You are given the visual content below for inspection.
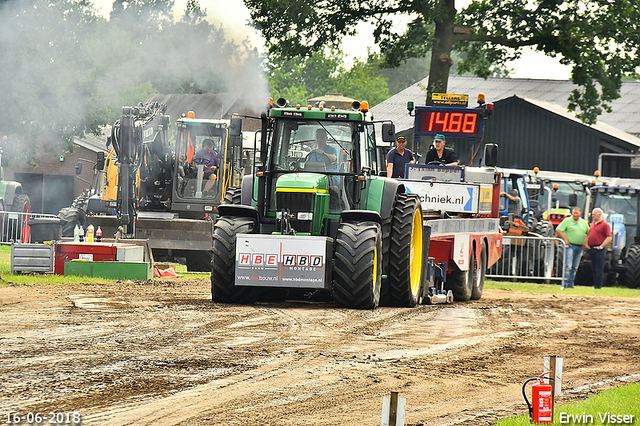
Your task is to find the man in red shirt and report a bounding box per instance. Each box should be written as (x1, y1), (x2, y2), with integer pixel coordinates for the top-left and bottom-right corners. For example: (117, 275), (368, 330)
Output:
(586, 208), (613, 289)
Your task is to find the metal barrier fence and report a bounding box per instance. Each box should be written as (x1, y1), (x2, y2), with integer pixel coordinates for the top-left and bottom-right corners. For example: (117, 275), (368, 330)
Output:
(0, 212), (61, 244)
(488, 235), (567, 282)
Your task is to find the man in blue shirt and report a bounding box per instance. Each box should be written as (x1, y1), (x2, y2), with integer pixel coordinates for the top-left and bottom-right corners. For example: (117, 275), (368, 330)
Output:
(386, 135), (414, 178)
(306, 129), (338, 171)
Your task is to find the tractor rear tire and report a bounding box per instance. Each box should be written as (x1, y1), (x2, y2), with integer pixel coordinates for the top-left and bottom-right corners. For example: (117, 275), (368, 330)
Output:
(211, 216), (257, 304)
(534, 219), (554, 237)
(333, 221), (382, 309)
(223, 186), (242, 204)
(471, 242), (487, 300)
(447, 244), (475, 301)
(623, 244), (640, 288)
(386, 193), (423, 307)
(9, 194), (31, 243)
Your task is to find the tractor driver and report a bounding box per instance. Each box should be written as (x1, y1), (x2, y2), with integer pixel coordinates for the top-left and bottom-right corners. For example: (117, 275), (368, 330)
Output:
(306, 129), (338, 171)
(192, 138), (219, 192)
(425, 134), (459, 166)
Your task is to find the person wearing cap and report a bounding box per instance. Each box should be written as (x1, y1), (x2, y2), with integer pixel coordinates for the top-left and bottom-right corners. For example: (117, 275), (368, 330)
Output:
(425, 134), (459, 166)
(386, 135), (415, 178)
(500, 188), (523, 219)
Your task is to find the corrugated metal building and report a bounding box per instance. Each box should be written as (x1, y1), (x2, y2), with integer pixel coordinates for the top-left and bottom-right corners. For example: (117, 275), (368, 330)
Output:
(371, 75), (640, 177)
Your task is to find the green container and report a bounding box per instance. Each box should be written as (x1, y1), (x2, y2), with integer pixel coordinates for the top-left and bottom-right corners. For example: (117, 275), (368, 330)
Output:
(64, 261), (152, 280)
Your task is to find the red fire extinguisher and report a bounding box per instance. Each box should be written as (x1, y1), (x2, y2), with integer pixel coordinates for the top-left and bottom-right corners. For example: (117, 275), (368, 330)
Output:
(522, 372), (554, 424)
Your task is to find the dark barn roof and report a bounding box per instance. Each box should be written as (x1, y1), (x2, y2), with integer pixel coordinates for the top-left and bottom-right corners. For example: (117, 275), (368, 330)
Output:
(484, 96), (640, 176)
(372, 75), (640, 137)
(371, 75), (640, 177)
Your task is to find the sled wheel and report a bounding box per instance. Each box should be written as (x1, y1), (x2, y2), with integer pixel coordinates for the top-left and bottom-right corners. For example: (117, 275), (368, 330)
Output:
(471, 241), (487, 300)
(448, 244), (475, 301)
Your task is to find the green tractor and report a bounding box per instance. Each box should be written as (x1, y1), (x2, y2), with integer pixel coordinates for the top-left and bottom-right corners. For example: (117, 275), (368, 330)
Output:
(211, 99), (427, 309)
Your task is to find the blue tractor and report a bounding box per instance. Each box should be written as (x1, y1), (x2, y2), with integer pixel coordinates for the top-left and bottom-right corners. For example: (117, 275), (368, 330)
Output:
(577, 180), (639, 287)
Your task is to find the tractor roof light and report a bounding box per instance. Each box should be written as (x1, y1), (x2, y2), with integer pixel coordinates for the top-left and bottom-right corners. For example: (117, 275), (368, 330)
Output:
(360, 101), (369, 112)
(351, 100), (361, 110)
(477, 93), (486, 106)
(187, 111), (195, 119)
(296, 104), (301, 109)
(307, 105), (312, 110)
(407, 100), (415, 115)
(533, 166), (540, 174)
(331, 106), (336, 111)
(594, 170), (600, 177)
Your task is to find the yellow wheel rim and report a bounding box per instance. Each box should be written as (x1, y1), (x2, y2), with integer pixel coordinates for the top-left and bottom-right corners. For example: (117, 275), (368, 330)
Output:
(373, 245), (378, 291)
(409, 210), (423, 297)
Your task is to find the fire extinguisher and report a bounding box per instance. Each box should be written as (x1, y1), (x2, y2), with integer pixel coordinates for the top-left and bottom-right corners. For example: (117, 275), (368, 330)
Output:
(522, 372), (555, 424)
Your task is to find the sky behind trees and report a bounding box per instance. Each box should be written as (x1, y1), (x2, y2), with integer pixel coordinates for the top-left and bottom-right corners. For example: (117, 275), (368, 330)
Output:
(91, 0), (572, 80)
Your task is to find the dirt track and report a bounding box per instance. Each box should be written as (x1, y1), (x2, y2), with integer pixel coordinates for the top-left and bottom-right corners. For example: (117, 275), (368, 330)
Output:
(1, 278), (639, 426)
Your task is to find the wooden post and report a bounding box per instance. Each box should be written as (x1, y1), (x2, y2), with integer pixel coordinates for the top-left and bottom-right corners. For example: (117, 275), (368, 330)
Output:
(549, 355), (556, 414)
(389, 391), (398, 426)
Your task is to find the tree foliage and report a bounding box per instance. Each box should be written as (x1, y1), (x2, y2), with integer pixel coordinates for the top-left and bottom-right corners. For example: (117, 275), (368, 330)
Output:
(266, 50), (389, 107)
(245, 0), (640, 124)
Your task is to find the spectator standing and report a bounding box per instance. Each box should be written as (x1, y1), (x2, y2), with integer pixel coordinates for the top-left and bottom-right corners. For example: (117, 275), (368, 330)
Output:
(586, 208), (613, 289)
(386, 135), (414, 178)
(555, 207), (589, 288)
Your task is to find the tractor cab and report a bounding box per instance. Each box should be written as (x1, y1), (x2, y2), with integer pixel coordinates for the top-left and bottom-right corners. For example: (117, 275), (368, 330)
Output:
(175, 114), (242, 205)
(252, 101), (382, 237)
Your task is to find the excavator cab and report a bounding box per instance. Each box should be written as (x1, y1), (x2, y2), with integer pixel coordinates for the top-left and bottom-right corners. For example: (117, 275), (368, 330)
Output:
(175, 118), (231, 203)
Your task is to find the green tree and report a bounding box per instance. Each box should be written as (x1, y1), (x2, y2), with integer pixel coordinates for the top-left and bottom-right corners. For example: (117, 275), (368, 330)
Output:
(244, 0), (640, 124)
(267, 49), (388, 107)
(109, 0), (175, 42)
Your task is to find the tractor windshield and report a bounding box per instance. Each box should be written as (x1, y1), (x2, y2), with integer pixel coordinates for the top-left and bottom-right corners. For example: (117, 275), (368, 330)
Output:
(268, 119), (358, 214)
(271, 120), (355, 173)
(538, 181), (588, 212)
(592, 190), (638, 248)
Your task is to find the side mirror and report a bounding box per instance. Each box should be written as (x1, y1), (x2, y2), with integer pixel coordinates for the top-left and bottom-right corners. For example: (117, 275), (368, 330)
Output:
(229, 117), (243, 137)
(484, 143), (498, 167)
(381, 123), (395, 143)
(96, 152), (105, 172)
(75, 161), (82, 175)
(0, 154), (6, 168)
(569, 193), (578, 207)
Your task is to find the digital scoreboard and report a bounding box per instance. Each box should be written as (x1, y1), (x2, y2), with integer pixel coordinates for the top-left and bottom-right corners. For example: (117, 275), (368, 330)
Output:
(415, 106), (484, 138)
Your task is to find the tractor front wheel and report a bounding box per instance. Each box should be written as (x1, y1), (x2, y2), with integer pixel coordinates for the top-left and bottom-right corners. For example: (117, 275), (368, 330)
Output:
(623, 244), (640, 288)
(223, 186), (242, 204)
(333, 221), (382, 309)
(211, 216), (257, 304)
